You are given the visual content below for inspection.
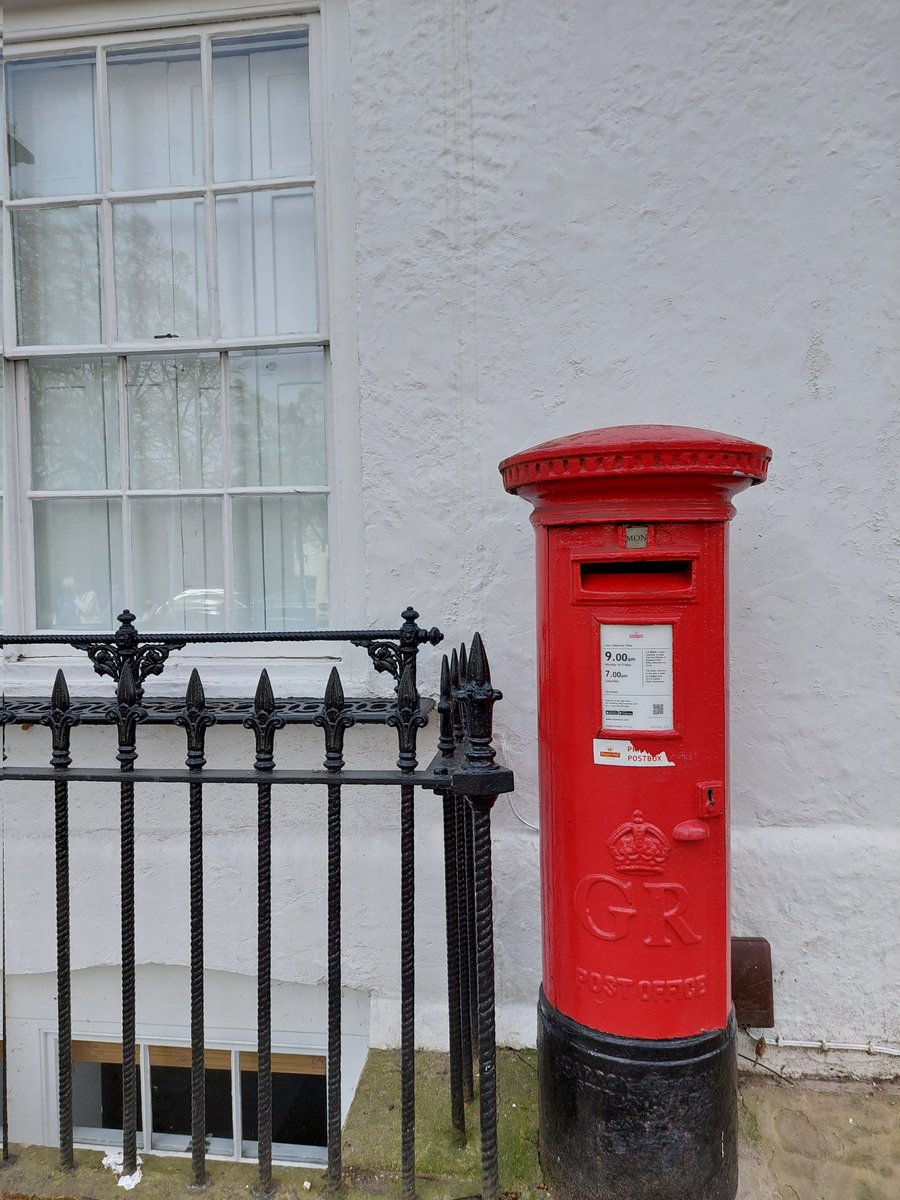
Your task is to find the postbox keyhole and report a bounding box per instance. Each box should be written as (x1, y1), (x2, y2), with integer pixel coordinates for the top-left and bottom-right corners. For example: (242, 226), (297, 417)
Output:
(697, 781), (724, 819)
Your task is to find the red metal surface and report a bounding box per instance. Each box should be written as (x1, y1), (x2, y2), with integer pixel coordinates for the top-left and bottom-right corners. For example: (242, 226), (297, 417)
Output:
(501, 426), (770, 1040)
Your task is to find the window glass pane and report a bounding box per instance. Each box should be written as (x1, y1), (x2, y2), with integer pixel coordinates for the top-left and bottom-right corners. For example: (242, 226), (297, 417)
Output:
(212, 33), (310, 183)
(240, 1069), (326, 1149)
(108, 44), (203, 191)
(132, 497), (223, 629)
(0, 200), (4, 352)
(13, 206), (102, 345)
(114, 200), (208, 340)
(73, 1060), (143, 1139)
(7, 57), (97, 198)
(232, 494), (328, 631)
(149, 1064), (233, 1143)
(230, 348), (325, 487)
(30, 359), (118, 490)
(127, 355), (221, 489)
(0, 377), (3, 631)
(33, 499), (123, 630)
(217, 189), (316, 337)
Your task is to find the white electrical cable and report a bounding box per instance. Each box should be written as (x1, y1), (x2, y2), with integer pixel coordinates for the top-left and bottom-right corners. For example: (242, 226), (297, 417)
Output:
(771, 1036), (900, 1059)
(496, 733), (540, 831)
(506, 791), (539, 832)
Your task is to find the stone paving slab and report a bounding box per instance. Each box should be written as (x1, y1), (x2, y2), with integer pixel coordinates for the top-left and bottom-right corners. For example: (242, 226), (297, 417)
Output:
(737, 1076), (900, 1200)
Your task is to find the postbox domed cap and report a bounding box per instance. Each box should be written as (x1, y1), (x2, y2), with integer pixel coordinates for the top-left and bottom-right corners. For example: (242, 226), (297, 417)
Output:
(500, 424), (771, 495)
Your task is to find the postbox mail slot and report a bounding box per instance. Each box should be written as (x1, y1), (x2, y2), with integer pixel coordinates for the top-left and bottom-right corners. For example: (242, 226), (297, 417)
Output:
(580, 559), (693, 594)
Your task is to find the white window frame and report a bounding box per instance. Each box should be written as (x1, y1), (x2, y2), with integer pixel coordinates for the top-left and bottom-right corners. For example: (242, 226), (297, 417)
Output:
(0, 1), (365, 692)
(40, 1029), (337, 1168)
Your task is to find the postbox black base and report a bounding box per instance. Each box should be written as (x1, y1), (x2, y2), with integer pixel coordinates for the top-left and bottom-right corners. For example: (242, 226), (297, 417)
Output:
(537, 989), (737, 1200)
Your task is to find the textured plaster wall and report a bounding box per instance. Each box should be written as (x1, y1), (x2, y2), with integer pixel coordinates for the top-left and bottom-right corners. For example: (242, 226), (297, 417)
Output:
(2, 0), (898, 1084)
(348, 0), (899, 1064)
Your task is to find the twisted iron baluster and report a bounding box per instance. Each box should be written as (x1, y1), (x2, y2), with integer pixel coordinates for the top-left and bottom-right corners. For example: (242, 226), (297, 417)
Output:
(399, 781), (415, 1200)
(388, 666), (427, 1199)
(245, 670), (284, 1199)
(313, 667), (354, 1194)
(44, 671), (79, 1171)
(464, 803), (479, 1060)
(176, 669), (215, 1190)
(463, 634), (503, 1200)
(1, 789), (6, 1168)
(437, 655), (465, 1136)
(457, 645), (479, 1063)
(107, 662), (146, 1179)
(455, 798), (474, 1104)
(471, 801), (499, 1200)
(450, 650), (474, 1103)
(0, 690), (7, 1166)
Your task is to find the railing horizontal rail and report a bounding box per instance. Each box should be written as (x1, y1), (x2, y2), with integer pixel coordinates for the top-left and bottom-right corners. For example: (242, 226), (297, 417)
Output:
(3, 766), (456, 786)
(2, 696), (435, 725)
(0, 627), (440, 647)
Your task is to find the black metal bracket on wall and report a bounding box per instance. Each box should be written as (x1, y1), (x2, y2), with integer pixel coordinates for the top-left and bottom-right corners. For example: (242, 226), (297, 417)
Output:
(732, 937), (774, 1029)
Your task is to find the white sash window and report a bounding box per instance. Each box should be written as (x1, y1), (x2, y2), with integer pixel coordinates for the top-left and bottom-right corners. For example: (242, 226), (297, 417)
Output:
(1, 12), (341, 636)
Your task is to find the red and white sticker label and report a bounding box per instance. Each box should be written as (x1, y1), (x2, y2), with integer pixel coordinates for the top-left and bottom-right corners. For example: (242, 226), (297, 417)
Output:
(600, 624), (673, 731)
(593, 738), (674, 767)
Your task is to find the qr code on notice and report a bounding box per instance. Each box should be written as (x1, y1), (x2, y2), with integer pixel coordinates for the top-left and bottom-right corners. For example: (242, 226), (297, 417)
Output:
(652, 704), (664, 716)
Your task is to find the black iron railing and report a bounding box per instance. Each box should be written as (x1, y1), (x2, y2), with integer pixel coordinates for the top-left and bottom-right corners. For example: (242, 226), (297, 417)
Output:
(0, 608), (513, 1200)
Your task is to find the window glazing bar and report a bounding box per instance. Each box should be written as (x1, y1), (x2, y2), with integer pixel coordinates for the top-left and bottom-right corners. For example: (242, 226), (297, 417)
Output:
(3, 9), (317, 51)
(5, 179), (317, 209)
(7, 336), (329, 359)
(27, 488), (331, 501)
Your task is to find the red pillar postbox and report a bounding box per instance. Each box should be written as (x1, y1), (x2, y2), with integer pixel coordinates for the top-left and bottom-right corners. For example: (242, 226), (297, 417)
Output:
(500, 426), (771, 1200)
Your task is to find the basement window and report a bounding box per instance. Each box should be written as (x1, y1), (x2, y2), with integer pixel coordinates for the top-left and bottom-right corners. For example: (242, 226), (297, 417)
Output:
(72, 1041), (326, 1164)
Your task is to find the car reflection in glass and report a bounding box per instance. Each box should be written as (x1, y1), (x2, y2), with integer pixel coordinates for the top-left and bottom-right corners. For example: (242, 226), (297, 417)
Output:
(143, 589), (248, 631)
(143, 589), (324, 632)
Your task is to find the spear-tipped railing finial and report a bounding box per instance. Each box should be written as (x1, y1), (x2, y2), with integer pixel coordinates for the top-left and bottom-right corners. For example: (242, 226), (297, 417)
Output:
(244, 669), (285, 772)
(313, 666), (355, 772)
(175, 668), (216, 770)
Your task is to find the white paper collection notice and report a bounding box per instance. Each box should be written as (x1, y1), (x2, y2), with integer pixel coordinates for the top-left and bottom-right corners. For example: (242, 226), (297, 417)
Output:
(600, 623), (673, 732)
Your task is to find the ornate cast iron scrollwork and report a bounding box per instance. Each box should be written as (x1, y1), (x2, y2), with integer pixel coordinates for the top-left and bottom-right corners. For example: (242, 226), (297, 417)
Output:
(244, 670), (286, 772)
(359, 641), (403, 680)
(352, 606), (443, 684)
(313, 667), (355, 772)
(84, 611), (186, 696)
(82, 642), (121, 683)
(175, 669), (216, 770)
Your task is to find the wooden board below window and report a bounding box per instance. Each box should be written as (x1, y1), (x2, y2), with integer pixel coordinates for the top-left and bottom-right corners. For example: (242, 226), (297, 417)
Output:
(72, 1041), (137, 1065)
(148, 1045), (231, 1071)
(239, 1051), (325, 1076)
(71, 1041), (324, 1076)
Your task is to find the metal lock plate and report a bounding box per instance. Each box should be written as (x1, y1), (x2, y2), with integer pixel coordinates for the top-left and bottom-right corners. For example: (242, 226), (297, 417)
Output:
(697, 781), (724, 818)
